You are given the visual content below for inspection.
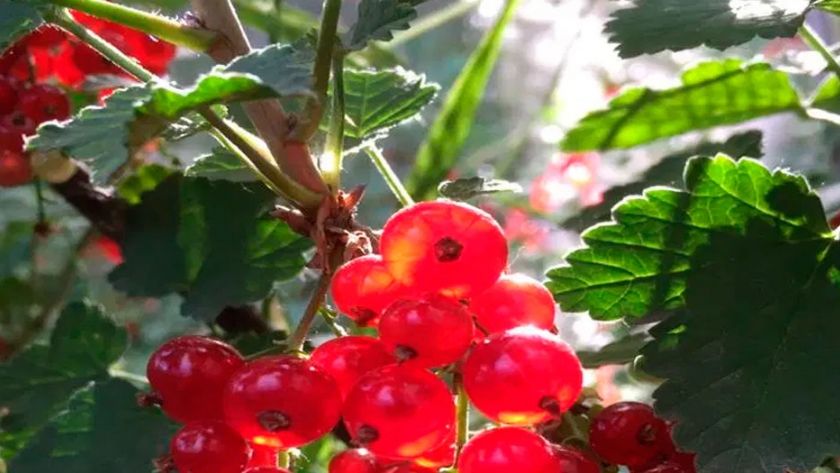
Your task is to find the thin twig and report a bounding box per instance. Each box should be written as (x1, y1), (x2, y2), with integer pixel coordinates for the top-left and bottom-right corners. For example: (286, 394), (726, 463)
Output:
(322, 52), (346, 192)
(365, 145), (415, 207)
(800, 22), (840, 80)
(288, 271), (332, 352)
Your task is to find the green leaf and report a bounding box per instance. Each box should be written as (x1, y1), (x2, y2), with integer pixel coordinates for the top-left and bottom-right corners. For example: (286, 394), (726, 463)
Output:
(28, 43), (314, 184)
(576, 333), (651, 369)
(547, 155), (840, 472)
(561, 130), (764, 232)
(342, 68), (439, 139)
(607, 0), (815, 59)
(816, 0), (840, 13)
(117, 164), (175, 205)
(0, 221), (32, 279)
(437, 176), (523, 201)
(9, 379), (176, 473)
(0, 302), (126, 451)
(346, 0), (419, 51)
(0, 0), (43, 51)
(185, 148), (258, 182)
(406, 0), (521, 200)
(109, 174), (311, 320)
(561, 60), (801, 152)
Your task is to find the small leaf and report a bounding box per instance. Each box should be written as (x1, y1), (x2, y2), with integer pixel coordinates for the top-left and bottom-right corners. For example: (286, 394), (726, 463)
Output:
(607, 0), (815, 59)
(576, 333), (651, 369)
(406, 0), (521, 200)
(0, 302), (126, 451)
(185, 148), (258, 182)
(561, 60), (801, 152)
(346, 0), (419, 51)
(9, 379), (176, 473)
(437, 176), (522, 201)
(0, 0), (43, 51)
(109, 174), (311, 320)
(342, 67), (439, 139)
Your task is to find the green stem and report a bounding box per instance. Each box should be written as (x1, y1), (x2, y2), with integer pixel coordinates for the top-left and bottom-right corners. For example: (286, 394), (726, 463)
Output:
(109, 368), (150, 385)
(322, 53), (346, 192)
(311, 0), (343, 119)
(277, 450), (290, 469)
(364, 145), (415, 207)
(388, 0), (479, 48)
(45, 0), (215, 52)
(454, 373), (469, 463)
(34, 179), (47, 223)
(800, 23), (840, 79)
(288, 271), (332, 352)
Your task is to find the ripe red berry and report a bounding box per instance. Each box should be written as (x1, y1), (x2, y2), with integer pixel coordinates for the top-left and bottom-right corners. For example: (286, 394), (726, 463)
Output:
(224, 355), (342, 449)
(553, 445), (600, 473)
(331, 254), (413, 326)
(0, 127), (31, 188)
(589, 402), (671, 468)
(170, 420), (251, 473)
(469, 274), (556, 335)
(412, 429), (455, 469)
(328, 449), (381, 473)
(146, 335), (244, 423)
(381, 463), (437, 473)
(343, 365), (455, 459)
(380, 201), (508, 298)
(0, 76), (18, 116)
(18, 84), (70, 125)
(246, 444), (278, 469)
(310, 335), (395, 400)
(457, 427), (558, 473)
(1, 112), (37, 137)
(462, 326), (583, 425)
(242, 469), (291, 473)
(378, 294), (474, 368)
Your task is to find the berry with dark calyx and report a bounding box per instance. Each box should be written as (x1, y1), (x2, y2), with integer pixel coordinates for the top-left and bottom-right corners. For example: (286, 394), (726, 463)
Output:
(0, 127), (32, 188)
(457, 427), (558, 473)
(18, 84), (70, 125)
(170, 420), (251, 473)
(462, 326), (583, 425)
(589, 401), (671, 468)
(0, 76), (18, 116)
(343, 365), (455, 459)
(469, 273), (556, 335)
(1, 112), (37, 137)
(224, 355), (342, 449)
(242, 469), (291, 473)
(331, 254), (413, 327)
(146, 335), (244, 423)
(328, 449), (381, 473)
(310, 335), (395, 400)
(553, 445), (600, 473)
(380, 201), (509, 298)
(379, 294), (474, 368)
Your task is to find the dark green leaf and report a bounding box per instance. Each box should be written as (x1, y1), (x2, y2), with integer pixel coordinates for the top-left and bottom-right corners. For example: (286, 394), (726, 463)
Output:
(437, 176), (522, 201)
(548, 155), (840, 472)
(109, 175), (311, 320)
(117, 164), (175, 205)
(406, 0), (521, 200)
(227, 330), (287, 357)
(561, 130), (764, 232)
(0, 302), (126, 451)
(561, 60), (800, 152)
(0, 222), (32, 279)
(342, 68), (439, 139)
(607, 0), (815, 59)
(9, 379), (176, 473)
(576, 333), (651, 369)
(346, 0), (418, 51)
(185, 148), (258, 182)
(0, 0), (43, 51)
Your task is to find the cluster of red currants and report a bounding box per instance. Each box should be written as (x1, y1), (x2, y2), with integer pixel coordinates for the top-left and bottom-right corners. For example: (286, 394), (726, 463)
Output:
(0, 13), (175, 188)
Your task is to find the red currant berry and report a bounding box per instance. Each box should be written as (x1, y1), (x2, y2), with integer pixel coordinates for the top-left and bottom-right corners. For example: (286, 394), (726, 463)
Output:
(170, 420), (251, 473)
(224, 355), (342, 449)
(0, 77), (19, 116)
(412, 429), (455, 469)
(343, 365), (455, 459)
(1, 112), (37, 137)
(146, 335), (244, 423)
(381, 463), (437, 473)
(310, 335), (395, 400)
(331, 255), (413, 326)
(637, 463), (690, 473)
(0, 126), (31, 188)
(18, 84), (70, 125)
(242, 469), (291, 473)
(462, 326), (582, 425)
(380, 201), (508, 298)
(457, 427), (557, 473)
(329, 449), (381, 473)
(25, 26), (68, 50)
(246, 444), (278, 469)
(470, 274), (556, 335)
(589, 402), (671, 468)
(379, 294), (474, 368)
(553, 445), (600, 473)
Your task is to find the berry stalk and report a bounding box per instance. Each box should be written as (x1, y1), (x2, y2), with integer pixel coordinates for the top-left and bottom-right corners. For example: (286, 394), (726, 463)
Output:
(454, 373), (470, 463)
(287, 270), (334, 352)
(364, 145), (415, 207)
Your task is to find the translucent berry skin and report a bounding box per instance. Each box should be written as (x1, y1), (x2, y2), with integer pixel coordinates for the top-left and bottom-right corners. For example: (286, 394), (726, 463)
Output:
(470, 274), (556, 335)
(380, 201), (508, 298)
(224, 355), (342, 449)
(328, 449), (381, 473)
(589, 402), (671, 468)
(343, 365), (456, 459)
(246, 444), (278, 469)
(462, 326), (583, 425)
(0, 127), (32, 188)
(412, 429), (455, 469)
(310, 335), (395, 400)
(170, 420), (251, 473)
(379, 294), (474, 368)
(381, 463), (437, 473)
(18, 84), (70, 125)
(146, 335), (244, 423)
(242, 468), (291, 473)
(457, 427), (558, 473)
(0, 77), (18, 116)
(553, 445), (600, 473)
(331, 254), (413, 326)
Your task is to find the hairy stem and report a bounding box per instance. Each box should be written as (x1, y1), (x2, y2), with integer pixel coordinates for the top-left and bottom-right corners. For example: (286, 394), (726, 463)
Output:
(365, 145), (415, 207)
(288, 271), (333, 352)
(44, 0), (216, 51)
(322, 53), (346, 192)
(799, 23), (840, 80)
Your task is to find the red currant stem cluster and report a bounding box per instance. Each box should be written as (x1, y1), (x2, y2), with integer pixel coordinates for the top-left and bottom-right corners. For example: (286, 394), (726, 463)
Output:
(322, 52), (346, 192)
(287, 270), (334, 352)
(43, 0), (216, 52)
(799, 24), (840, 80)
(453, 373), (470, 463)
(364, 144), (416, 207)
